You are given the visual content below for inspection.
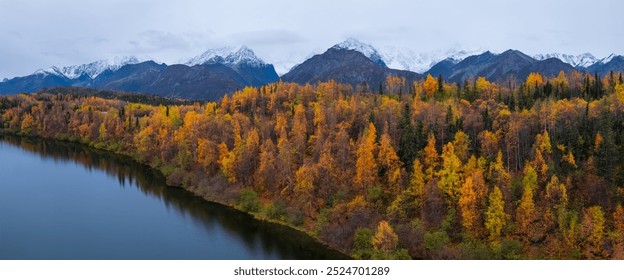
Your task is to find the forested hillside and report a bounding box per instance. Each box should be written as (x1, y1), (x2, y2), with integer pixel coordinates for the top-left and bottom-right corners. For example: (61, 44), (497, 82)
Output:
(2, 70), (624, 259)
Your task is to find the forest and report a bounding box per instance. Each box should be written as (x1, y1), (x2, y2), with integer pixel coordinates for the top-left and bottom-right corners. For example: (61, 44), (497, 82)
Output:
(2, 70), (624, 259)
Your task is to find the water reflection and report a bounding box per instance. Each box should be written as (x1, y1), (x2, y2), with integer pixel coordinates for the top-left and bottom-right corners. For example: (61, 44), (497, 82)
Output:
(0, 135), (347, 260)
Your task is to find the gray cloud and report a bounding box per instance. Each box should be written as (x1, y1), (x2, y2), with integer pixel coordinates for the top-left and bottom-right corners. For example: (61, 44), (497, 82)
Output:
(225, 30), (306, 47)
(134, 30), (193, 52)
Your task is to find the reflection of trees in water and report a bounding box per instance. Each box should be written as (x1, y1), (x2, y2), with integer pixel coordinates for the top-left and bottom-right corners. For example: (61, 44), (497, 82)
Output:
(0, 136), (346, 260)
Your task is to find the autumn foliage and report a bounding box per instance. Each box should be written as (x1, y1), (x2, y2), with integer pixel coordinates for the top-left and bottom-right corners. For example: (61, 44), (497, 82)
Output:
(2, 70), (624, 259)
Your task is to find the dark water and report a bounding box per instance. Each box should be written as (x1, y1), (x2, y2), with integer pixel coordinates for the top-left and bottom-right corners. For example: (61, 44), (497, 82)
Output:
(0, 136), (346, 260)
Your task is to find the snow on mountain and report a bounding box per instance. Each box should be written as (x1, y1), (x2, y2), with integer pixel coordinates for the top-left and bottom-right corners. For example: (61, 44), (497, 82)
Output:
(328, 38), (481, 73)
(34, 56), (144, 79)
(61, 56), (142, 79)
(33, 66), (65, 77)
(532, 53), (598, 68)
(379, 47), (481, 73)
(597, 53), (619, 65)
(185, 46), (267, 67)
(331, 38), (386, 67)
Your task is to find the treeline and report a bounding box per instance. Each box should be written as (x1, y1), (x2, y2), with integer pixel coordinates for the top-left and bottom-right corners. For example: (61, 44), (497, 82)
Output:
(37, 86), (196, 106)
(2, 70), (624, 259)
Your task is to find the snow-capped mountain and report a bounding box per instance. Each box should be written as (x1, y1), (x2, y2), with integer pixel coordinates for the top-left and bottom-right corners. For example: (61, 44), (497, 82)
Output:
(61, 56), (143, 79)
(328, 38), (480, 73)
(533, 53), (598, 68)
(33, 66), (65, 77)
(185, 46), (267, 67)
(34, 56), (144, 79)
(331, 38), (387, 67)
(587, 53), (624, 76)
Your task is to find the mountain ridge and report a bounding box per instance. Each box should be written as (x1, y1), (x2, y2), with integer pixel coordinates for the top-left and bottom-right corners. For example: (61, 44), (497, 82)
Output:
(1, 39), (624, 100)
(0, 46), (279, 100)
(281, 48), (420, 88)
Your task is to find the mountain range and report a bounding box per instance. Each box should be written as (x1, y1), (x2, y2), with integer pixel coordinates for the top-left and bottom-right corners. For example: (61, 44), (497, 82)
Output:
(1, 39), (623, 100)
(0, 46), (278, 100)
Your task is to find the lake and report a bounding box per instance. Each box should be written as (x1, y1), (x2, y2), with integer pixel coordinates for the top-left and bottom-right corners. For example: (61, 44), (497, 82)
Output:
(0, 136), (346, 260)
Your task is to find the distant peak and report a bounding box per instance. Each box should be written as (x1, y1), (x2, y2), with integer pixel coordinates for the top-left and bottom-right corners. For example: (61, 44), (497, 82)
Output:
(500, 49), (533, 60)
(501, 49), (523, 55)
(600, 53), (621, 64)
(331, 38), (386, 67)
(333, 37), (367, 48)
(32, 56), (146, 79)
(533, 52), (599, 68)
(185, 45), (266, 67)
(332, 37), (374, 52)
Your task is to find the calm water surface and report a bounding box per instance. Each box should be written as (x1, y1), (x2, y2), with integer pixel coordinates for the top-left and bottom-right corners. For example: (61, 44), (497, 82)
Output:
(0, 136), (346, 260)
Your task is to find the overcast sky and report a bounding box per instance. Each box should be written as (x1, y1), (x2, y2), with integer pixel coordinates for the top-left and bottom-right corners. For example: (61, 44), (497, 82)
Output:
(1, 0), (623, 79)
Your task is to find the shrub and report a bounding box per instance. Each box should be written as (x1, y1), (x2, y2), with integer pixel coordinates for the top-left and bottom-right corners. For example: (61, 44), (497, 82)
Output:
(238, 188), (260, 212)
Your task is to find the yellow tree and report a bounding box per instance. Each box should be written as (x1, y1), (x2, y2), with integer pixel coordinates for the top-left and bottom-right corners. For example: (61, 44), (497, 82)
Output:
(240, 128), (260, 184)
(459, 176), (479, 235)
(372, 220), (399, 255)
(295, 163), (315, 193)
(134, 125), (157, 161)
(526, 72), (544, 88)
(551, 70), (570, 94)
(537, 131), (553, 155)
(355, 122), (378, 190)
(98, 122), (108, 141)
(422, 133), (438, 180)
(255, 139), (278, 193)
(545, 175), (568, 237)
(452, 130), (470, 163)
(378, 133), (403, 194)
(295, 163), (317, 218)
(219, 143), (238, 183)
(516, 187), (535, 236)
(20, 113), (37, 134)
(485, 186), (508, 245)
(470, 165), (488, 211)
(516, 165), (537, 235)
(616, 83), (624, 104)
(276, 129), (294, 195)
(475, 76), (492, 92)
(291, 103), (308, 164)
(532, 148), (548, 184)
(197, 138), (218, 175)
(274, 113), (288, 139)
(385, 75), (405, 94)
(475, 76), (495, 98)
(489, 151), (511, 203)
(438, 142), (463, 206)
(479, 130), (499, 159)
(582, 206), (605, 257)
(409, 159), (426, 207)
(545, 175), (568, 210)
(464, 155), (488, 206)
(315, 143), (338, 199)
(423, 74), (438, 99)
